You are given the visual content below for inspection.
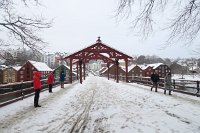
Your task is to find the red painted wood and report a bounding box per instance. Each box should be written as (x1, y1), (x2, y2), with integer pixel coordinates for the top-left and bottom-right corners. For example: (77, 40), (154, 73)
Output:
(64, 37), (133, 84)
(70, 58), (72, 83)
(83, 61), (86, 80)
(125, 59), (128, 82)
(79, 60), (82, 84)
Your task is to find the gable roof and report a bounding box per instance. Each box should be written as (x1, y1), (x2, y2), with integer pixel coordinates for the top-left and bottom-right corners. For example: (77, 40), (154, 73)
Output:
(54, 64), (77, 75)
(148, 63), (164, 69)
(29, 60), (53, 71)
(101, 64), (125, 74)
(12, 66), (22, 71)
(64, 38), (133, 60)
(98, 67), (107, 73)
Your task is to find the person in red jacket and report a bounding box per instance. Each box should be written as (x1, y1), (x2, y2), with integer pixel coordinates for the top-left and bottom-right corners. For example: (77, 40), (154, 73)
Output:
(33, 71), (42, 107)
(47, 72), (54, 93)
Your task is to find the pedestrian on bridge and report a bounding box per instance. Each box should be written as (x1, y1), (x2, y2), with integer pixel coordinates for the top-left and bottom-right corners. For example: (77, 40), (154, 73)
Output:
(33, 71), (42, 107)
(150, 72), (160, 92)
(47, 72), (55, 93)
(60, 71), (65, 88)
(164, 72), (172, 95)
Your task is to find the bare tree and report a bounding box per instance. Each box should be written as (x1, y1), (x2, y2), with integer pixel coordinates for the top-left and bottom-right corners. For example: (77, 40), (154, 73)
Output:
(117, 0), (200, 45)
(0, 0), (51, 61)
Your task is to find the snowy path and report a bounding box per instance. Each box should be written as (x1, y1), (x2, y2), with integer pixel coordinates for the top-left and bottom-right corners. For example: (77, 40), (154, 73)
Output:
(0, 75), (200, 133)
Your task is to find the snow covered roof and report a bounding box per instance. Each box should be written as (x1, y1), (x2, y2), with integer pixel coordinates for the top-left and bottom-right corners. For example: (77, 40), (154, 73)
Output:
(54, 64), (77, 75)
(139, 65), (151, 70)
(99, 67), (107, 72)
(127, 64), (137, 72)
(148, 63), (164, 69)
(101, 64), (115, 73)
(139, 63), (164, 70)
(0, 65), (8, 69)
(29, 60), (52, 71)
(12, 66), (22, 71)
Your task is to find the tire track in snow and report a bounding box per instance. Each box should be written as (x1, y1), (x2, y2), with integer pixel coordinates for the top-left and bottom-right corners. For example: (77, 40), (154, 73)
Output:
(47, 81), (97, 133)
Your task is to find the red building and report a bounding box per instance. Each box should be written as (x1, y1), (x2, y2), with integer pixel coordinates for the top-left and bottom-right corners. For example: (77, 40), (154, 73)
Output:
(153, 63), (171, 78)
(141, 65), (154, 77)
(17, 60), (53, 82)
(100, 64), (125, 77)
(128, 64), (144, 79)
(140, 63), (170, 78)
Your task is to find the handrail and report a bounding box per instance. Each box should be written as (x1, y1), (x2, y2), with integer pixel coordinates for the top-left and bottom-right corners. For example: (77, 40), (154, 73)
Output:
(0, 76), (78, 107)
(100, 74), (200, 97)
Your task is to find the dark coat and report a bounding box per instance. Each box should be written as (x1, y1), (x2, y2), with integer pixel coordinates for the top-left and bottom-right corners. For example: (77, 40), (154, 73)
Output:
(60, 73), (65, 82)
(151, 73), (160, 83)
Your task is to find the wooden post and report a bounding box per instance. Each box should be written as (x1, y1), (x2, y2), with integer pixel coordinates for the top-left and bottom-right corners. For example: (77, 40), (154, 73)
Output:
(196, 81), (199, 94)
(70, 58), (72, 83)
(83, 61), (86, 80)
(116, 59), (119, 83)
(76, 62), (79, 80)
(125, 58), (128, 83)
(79, 60), (82, 84)
(107, 63), (110, 80)
(173, 79), (175, 89)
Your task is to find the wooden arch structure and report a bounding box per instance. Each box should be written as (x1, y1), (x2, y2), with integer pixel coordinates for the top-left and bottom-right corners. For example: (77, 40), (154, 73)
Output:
(64, 37), (132, 84)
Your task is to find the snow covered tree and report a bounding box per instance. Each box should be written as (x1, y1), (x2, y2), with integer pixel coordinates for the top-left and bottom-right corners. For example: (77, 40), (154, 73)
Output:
(0, 0), (51, 61)
(117, 0), (200, 45)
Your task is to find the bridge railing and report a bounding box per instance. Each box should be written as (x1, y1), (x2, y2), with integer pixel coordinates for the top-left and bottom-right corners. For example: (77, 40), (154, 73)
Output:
(0, 76), (77, 107)
(100, 74), (200, 97)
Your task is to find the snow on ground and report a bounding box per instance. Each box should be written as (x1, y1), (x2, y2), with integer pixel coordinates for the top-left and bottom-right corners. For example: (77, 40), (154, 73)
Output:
(0, 75), (200, 133)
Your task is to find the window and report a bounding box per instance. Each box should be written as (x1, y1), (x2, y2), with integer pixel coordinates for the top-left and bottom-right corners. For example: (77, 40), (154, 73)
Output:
(23, 67), (25, 70)
(21, 75), (23, 79)
(20, 71), (23, 74)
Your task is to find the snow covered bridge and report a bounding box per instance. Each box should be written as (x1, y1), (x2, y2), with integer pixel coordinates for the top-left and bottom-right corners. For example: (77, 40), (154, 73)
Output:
(1, 75), (200, 133)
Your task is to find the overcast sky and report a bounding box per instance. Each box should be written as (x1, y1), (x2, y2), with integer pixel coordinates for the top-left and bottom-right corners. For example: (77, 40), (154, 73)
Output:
(37, 0), (199, 59)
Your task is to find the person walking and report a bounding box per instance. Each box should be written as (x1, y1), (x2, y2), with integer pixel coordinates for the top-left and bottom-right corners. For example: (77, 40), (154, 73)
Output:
(47, 72), (54, 93)
(33, 71), (42, 107)
(164, 72), (172, 95)
(150, 72), (160, 92)
(60, 71), (65, 88)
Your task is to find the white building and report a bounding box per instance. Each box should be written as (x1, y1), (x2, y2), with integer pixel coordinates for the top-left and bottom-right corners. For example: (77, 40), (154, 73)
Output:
(88, 60), (102, 71)
(41, 53), (56, 69)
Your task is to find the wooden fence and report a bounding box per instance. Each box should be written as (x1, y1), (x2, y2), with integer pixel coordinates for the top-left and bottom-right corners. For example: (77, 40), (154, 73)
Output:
(0, 76), (77, 107)
(101, 74), (200, 97)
